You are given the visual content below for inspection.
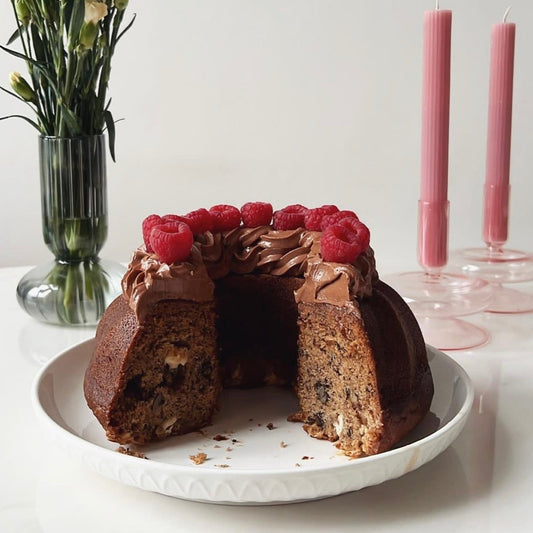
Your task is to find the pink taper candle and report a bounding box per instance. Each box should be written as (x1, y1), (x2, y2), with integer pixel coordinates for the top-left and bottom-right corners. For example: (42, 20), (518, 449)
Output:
(483, 9), (515, 249)
(419, 3), (452, 271)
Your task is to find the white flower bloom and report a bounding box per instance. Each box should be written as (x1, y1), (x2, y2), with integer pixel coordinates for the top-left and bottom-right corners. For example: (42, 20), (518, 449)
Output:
(84, 1), (108, 25)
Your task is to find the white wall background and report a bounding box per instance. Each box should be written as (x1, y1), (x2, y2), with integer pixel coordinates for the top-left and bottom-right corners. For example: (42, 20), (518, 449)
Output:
(0, 0), (532, 274)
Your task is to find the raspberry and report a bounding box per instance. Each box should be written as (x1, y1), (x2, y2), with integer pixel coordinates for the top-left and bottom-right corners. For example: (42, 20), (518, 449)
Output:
(142, 214), (163, 252)
(272, 204), (308, 230)
(209, 204), (242, 232)
(320, 210), (358, 231)
(303, 209), (324, 231)
(241, 202), (273, 227)
(182, 208), (213, 234)
(304, 205), (339, 231)
(337, 217), (370, 252)
(162, 213), (188, 225)
(149, 221), (194, 264)
(320, 224), (363, 263)
(320, 204), (339, 215)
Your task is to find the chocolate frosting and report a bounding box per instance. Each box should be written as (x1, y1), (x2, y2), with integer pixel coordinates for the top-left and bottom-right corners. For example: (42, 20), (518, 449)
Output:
(294, 248), (377, 309)
(121, 226), (378, 319)
(197, 227), (314, 278)
(122, 245), (214, 321)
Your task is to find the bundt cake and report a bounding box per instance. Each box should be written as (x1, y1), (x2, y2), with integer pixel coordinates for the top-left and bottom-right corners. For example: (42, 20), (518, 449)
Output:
(84, 203), (434, 457)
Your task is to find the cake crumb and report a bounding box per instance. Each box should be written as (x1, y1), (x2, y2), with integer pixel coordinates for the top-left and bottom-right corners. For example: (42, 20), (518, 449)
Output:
(280, 441), (288, 448)
(287, 412), (304, 423)
(266, 422), (276, 430)
(117, 446), (147, 459)
(226, 447), (233, 452)
(295, 463), (301, 467)
(213, 444), (221, 449)
(301, 456), (314, 460)
(213, 434), (229, 441)
(190, 452), (208, 465)
(215, 464), (230, 468)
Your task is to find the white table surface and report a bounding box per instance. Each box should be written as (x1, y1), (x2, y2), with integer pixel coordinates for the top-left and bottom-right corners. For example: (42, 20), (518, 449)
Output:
(1, 265), (532, 532)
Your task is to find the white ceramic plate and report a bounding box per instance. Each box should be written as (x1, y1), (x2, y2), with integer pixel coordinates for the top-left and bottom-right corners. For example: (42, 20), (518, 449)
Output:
(32, 340), (473, 505)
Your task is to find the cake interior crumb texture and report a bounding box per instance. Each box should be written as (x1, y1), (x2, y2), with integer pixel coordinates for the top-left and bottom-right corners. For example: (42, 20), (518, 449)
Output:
(296, 302), (384, 456)
(85, 278), (433, 456)
(86, 298), (220, 444)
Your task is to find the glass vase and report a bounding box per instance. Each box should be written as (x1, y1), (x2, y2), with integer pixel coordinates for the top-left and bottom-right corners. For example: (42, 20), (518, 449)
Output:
(16, 135), (124, 326)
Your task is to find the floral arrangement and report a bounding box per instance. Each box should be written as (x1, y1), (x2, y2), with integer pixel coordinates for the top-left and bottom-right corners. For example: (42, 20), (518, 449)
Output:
(1, 0), (135, 159)
(2, 1), (135, 325)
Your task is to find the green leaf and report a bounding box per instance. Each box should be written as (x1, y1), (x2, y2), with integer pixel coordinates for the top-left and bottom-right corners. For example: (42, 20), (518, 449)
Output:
(30, 24), (47, 63)
(59, 105), (82, 136)
(7, 27), (23, 46)
(64, 0), (75, 33)
(116, 13), (136, 43)
(0, 114), (41, 131)
(104, 109), (116, 162)
(0, 85), (50, 131)
(31, 63), (60, 95)
(43, 0), (60, 25)
(68, 0), (85, 49)
(0, 84), (25, 102)
(0, 43), (44, 67)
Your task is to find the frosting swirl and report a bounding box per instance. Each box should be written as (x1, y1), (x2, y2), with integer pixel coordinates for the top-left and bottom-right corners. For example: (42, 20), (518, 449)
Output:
(197, 227), (316, 278)
(121, 225), (378, 318)
(122, 244), (214, 321)
(294, 247), (377, 308)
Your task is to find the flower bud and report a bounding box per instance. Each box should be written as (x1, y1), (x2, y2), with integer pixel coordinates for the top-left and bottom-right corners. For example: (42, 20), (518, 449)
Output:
(115, 0), (129, 11)
(84, 1), (108, 24)
(9, 72), (36, 103)
(15, 0), (30, 26)
(79, 21), (98, 49)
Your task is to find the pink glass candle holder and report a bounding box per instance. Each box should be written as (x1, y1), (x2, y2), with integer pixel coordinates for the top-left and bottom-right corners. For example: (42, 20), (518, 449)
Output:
(386, 3), (492, 351)
(451, 14), (533, 314)
(386, 201), (492, 351)
(450, 186), (533, 315)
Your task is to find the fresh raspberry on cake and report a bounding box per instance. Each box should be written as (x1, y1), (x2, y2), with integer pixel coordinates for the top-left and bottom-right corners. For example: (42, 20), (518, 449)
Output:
(209, 205), (242, 232)
(320, 210), (359, 231)
(162, 214), (188, 224)
(241, 202), (273, 227)
(304, 205), (339, 231)
(142, 214), (163, 253)
(272, 204), (308, 230)
(337, 217), (370, 252)
(149, 221), (194, 264)
(319, 204), (339, 215)
(183, 208), (213, 234)
(321, 224), (363, 263)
